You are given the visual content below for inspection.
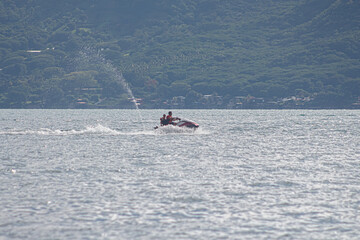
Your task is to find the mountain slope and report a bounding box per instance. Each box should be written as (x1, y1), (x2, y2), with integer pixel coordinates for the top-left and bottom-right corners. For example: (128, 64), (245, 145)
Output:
(0, 0), (359, 108)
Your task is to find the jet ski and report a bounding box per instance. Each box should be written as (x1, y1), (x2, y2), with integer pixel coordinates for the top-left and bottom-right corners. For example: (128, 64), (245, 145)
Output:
(154, 119), (199, 129)
(174, 119), (199, 128)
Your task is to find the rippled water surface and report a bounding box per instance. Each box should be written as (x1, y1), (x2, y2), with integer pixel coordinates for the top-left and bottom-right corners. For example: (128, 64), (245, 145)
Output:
(1, 109), (359, 239)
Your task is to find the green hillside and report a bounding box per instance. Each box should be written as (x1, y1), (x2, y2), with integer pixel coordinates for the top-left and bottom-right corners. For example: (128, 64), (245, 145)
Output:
(0, 0), (359, 108)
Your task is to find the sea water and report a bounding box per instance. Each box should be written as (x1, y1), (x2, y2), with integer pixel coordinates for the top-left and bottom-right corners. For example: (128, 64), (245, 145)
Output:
(0, 109), (359, 239)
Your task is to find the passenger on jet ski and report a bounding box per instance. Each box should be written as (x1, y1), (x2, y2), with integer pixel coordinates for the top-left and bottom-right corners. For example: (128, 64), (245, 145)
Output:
(160, 114), (167, 126)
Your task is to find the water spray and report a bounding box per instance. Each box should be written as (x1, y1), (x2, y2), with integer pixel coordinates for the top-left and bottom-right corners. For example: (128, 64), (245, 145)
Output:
(76, 46), (145, 130)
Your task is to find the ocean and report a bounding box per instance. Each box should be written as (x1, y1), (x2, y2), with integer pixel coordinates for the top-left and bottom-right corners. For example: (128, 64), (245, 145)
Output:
(1, 109), (359, 239)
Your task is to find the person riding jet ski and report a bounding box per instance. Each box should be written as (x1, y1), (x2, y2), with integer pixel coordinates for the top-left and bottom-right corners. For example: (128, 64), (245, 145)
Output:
(166, 111), (180, 125)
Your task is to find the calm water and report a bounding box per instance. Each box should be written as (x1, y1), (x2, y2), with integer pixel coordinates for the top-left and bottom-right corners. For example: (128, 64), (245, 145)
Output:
(1, 109), (359, 239)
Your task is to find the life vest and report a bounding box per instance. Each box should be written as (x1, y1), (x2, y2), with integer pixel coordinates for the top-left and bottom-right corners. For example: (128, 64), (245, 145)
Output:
(160, 116), (167, 125)
(166, 115), (173, 124)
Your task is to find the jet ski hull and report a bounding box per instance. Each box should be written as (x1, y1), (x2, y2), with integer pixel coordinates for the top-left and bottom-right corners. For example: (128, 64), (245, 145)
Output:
(175, 120), (199, 128)
(154, 119), (199, 129)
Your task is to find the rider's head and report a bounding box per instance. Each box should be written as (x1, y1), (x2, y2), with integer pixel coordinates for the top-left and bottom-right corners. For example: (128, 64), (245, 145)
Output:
(168, 111), (172, 115)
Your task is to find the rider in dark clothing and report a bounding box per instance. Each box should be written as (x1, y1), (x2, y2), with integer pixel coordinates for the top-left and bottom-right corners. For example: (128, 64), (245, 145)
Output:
(160, 114), (167, 126)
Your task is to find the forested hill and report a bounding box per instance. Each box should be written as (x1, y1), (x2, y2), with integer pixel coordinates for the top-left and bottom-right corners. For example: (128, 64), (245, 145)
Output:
(1, 0), (359, 108)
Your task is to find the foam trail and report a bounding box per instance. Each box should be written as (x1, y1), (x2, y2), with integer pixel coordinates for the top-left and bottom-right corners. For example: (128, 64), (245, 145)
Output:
(0, 125), (122, 136)
(154, 125), (209, 135)
(0, 125), (209, 136)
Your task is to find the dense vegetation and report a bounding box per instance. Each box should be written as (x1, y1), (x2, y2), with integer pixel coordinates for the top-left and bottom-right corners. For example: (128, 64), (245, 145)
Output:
(0, 0), (359, 108)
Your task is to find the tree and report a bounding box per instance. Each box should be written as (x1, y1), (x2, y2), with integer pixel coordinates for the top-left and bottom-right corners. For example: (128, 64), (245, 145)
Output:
(43, 67), (65, 79)
(267, 84), (288, 98)
(170, 81), (191, 97)
(62, 71), (98, 91)
(43, 86), (65, 108)
(185, 90), (202, 107)
(342, 79), (360, 96)
(313, 92), (348, 108)
(27, 55), (55, 70)
(2, 56), (25, 66)
(2, 63), (27, 76)
(157, 84), (170, 99)
(6, 86), (29, 107)
(102, 81), (124, 97)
